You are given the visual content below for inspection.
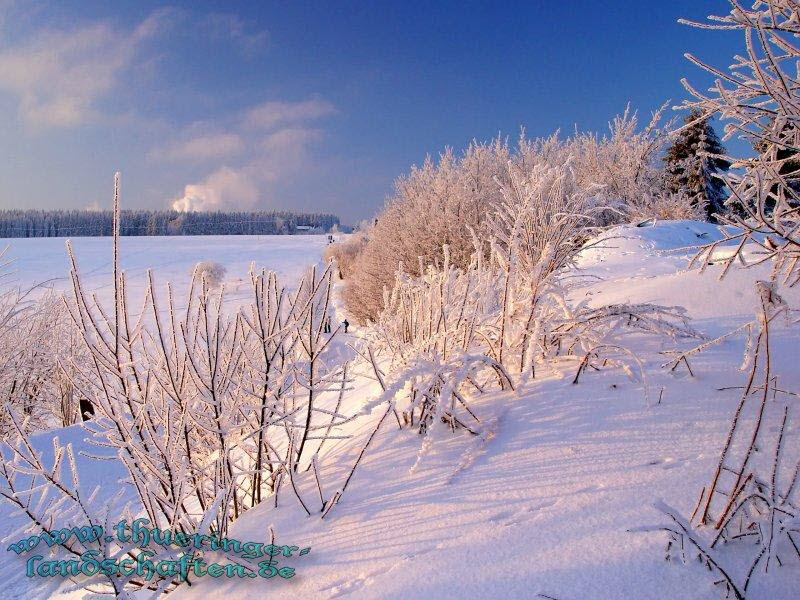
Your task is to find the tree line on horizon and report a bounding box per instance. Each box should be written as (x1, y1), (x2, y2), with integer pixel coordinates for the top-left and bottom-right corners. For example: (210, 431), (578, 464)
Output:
(0, 209), (340, 238)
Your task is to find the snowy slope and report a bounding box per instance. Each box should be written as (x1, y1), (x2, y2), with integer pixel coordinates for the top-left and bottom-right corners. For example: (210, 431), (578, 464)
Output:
(2, 222), (799, 599)
(573, 220), (789, 321)
(168, 220), (798, 599)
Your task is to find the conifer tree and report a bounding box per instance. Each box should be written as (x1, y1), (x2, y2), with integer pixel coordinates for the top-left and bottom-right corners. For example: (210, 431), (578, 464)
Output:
(663, 109), (730, 220)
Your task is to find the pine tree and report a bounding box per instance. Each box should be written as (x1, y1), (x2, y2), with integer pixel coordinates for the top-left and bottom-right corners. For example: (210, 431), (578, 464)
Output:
(663, 109), (730, 220)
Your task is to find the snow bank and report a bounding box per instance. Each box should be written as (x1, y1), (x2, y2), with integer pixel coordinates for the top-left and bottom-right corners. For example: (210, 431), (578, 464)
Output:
(574, 220), (800, 321)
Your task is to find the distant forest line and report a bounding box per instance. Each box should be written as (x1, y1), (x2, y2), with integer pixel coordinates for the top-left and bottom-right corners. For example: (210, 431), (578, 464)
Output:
(0, 209), (340, 238)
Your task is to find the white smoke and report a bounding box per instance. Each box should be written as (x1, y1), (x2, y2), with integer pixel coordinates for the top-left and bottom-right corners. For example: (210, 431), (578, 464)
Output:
(169, 98), (335, 213)
(171, 166), (259, 212)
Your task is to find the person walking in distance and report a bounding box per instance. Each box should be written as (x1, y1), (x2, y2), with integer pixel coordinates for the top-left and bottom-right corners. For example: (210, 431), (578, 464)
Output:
(343, 319), (349, 334)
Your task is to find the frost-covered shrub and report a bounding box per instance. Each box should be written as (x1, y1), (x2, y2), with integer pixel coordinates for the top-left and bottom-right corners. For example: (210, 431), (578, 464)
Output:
(0, 175), (368, 596)
(625, 191), (707, 222)
(646, 282), (799, 599)
(638, 4), (800, 596)
(680, 0), (800, 520)
(679, 1), (800, 289)
(361, 159), (698, 447)
(193, 259), (226, 288)
(324, 229), (368, 279)
(343, 109), (674, 322)
(344, 140), (511, 322)
(570, 103), (674, 220)
(0, 254), (86, 436)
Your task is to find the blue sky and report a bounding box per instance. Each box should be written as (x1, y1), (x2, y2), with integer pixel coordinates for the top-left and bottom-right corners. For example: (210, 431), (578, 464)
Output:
(0, 1), (746, 224)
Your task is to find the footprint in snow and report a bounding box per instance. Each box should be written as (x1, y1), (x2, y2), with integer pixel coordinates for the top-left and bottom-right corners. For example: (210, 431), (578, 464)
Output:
(489, 499), (558, 527)
(575, 484), (605, 493)
(402, 545), (440, 561)
(323, 572), (377, 598)
(488, 509), (515, 523)
(641, 454), (701, 469)
(322, 562), (404, 597)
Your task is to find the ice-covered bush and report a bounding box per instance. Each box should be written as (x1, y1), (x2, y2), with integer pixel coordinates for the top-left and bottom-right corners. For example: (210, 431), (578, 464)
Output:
(324, 229), (368, 280)
(680, 0), (800, 523)
(361, 159), (699, 447)
(0, 176), (370, 596)
(625, 190), (707, 222)
(343, 140), (511, 322)
(0, 253), (86, 436)
(342, 109), (676, 323)
(192, 260), (226, 289)
(570, 103), (674, 220)
(639, 3), (800, 596)
(679, 0), (800, 287)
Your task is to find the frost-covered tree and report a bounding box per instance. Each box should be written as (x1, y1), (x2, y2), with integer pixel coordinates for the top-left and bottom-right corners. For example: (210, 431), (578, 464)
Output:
(680, 0), (800, 295)
(343, 139), (511, 322)
(663, 109), (730, 220)
(751, 119), (800, 210)
(571, 103), (674, 218)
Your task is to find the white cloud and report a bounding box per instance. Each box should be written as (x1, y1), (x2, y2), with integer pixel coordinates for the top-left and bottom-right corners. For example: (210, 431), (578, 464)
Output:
(171, 99), (335, 212)
(151, 132), (244, 162)
(0, 9), (172, 127)
(172, 166), (259, 212)
(245, 99), (336, 130)
(260, 126), (322, 152)
(171, 128), (320, 212)
(255, 127), (323, 181)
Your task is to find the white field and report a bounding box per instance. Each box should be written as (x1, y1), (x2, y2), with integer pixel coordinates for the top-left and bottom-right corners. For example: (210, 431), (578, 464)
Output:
(1, 234), (333, 313)
(1, 224), (799, 599)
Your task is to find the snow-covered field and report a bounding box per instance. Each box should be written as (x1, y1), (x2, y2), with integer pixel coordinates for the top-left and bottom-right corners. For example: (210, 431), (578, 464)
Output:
(1, 223), (798, 599)
(0, 234), (333, 311)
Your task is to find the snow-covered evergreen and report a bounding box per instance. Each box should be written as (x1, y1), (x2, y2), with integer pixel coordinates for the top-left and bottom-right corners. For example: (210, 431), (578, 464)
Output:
(663, 109), (730, 220)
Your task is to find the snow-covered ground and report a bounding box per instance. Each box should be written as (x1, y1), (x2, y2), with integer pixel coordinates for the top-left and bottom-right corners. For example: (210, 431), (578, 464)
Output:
(0, 234), (333, 313)
(1, 223), (798, 599)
